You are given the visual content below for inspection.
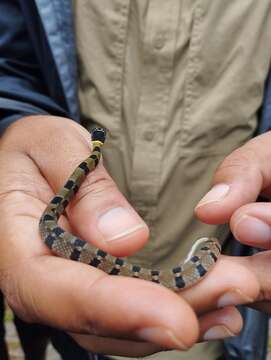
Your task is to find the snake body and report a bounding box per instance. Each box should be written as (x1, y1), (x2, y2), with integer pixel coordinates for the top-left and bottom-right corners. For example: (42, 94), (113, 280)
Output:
(39, 128), (221, 291)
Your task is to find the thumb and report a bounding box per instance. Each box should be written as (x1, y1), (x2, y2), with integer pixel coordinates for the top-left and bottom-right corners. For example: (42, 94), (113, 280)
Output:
(67, 163), (149, 257)
(194, 133), (271, 224)
(14, 116), (149, 257)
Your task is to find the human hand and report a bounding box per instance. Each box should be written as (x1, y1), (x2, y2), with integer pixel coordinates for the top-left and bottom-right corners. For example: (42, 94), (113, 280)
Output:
(194, 131), (271, 317)
(0, 116), (245, 357)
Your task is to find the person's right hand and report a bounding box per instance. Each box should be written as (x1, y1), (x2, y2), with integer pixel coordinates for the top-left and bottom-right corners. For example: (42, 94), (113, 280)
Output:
(0, 116), (246, 357)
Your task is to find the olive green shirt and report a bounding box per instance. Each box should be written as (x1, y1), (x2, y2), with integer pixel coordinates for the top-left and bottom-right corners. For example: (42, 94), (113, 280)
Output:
(73, 1), (271, 359)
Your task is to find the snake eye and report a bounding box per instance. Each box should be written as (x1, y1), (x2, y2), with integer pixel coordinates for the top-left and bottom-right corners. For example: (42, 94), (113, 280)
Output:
(91, 127), (106, 143)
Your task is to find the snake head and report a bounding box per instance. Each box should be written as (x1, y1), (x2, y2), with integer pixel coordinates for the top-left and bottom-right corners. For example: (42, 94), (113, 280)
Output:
(91, 127), (107, 144)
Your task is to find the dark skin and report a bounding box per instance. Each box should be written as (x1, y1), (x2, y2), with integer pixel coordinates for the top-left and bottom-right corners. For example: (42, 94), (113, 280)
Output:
(0, 115), (268, 357)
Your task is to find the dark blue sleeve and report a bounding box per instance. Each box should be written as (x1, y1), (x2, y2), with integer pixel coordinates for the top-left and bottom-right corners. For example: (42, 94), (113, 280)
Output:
(259, 71), (271, 134)
(0, 0), (68, 134)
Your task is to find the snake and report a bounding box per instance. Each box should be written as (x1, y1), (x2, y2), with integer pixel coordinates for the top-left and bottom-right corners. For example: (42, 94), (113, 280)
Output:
(39, 128), (221, 291)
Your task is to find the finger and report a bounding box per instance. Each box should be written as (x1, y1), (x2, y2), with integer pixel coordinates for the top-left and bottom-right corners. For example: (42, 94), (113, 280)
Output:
(70, 307), (243, 356)
(180, 256), (259, 314)
(71, 307), (243, 356)
(230, 202), (271, 248)
(66, 163), (148, 257)
(70, 333), (165, 357)
(3, 116), (149, 257)
(241, 251), (271, 314)
(199, 306), (242, 342)
(226, 251), (271, 315)
(194, 132), (271, 224)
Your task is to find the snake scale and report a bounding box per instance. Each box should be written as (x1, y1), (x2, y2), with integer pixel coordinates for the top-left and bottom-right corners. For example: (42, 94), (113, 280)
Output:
(39, 128), (221, 291)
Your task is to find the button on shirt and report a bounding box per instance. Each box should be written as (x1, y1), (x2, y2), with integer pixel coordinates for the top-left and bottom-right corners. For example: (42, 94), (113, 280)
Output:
(73, 1), (271, 359)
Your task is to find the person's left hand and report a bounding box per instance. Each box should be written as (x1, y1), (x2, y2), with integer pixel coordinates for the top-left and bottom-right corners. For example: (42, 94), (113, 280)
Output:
(191, 130), (271, 319)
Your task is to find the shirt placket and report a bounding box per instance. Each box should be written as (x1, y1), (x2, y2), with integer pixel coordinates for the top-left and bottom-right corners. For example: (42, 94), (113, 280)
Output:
(107, 0), (130, 141)
(130, 0), (180, 228)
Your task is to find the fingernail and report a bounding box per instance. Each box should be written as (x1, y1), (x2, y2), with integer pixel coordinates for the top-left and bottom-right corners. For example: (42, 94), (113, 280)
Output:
(234, 215), (271, 244)
(203, 325), (235, 341)
(136, 327), (188, 350)
(196, 184), (230, 208)
(217, 289), (253, 308)
(98, 207), (145, 242)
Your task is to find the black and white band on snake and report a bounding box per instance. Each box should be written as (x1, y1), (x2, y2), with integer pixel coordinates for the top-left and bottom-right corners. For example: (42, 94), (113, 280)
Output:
(39, 128), (221, 291)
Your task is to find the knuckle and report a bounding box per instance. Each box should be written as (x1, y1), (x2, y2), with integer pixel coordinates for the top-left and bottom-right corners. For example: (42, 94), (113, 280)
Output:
(214, 146), (262, 182)
(73, 169), (118, 205)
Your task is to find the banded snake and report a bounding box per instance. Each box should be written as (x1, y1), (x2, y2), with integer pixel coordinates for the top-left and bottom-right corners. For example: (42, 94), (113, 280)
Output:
(39, 128), (221, 291)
